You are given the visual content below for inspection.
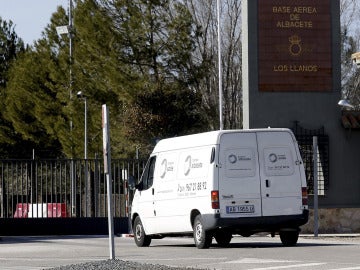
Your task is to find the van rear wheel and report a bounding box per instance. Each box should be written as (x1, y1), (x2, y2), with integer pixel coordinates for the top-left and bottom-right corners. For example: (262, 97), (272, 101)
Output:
(193, 215), (212, 249)
(280, 230), (299, 246)
(134, 216), (151, 247)
(215, 230), (232, 247)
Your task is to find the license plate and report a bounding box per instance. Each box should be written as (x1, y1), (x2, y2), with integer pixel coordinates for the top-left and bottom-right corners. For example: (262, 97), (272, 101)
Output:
(226, 205), (255, 214)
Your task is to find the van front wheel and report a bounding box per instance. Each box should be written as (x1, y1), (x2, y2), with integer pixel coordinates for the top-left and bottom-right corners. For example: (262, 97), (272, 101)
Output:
(280, 230), (299, 246)
(193, 215), (212, 249)
(134, 216), (151, 247)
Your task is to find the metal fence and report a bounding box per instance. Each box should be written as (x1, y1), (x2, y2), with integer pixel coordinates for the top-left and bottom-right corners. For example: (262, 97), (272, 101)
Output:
(0, 159), (146, 219)
(0, 124), (329, 220)
(292, 122), (329, 195)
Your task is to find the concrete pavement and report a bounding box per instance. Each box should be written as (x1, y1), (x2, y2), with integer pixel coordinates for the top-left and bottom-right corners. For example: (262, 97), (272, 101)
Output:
(1, 234), (360, 270)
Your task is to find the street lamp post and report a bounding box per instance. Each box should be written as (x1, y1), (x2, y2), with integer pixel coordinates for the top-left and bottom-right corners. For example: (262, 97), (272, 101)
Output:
(56, 0), (76, 216)
(217, 0), (223, 130)
(338, 99), (354, 109)
(56, 0), (73, 100)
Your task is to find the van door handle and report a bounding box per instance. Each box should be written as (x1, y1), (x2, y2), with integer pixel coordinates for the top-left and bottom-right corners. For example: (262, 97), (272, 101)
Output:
(266, 179), (270, 188)
(152, 188), (154, 195)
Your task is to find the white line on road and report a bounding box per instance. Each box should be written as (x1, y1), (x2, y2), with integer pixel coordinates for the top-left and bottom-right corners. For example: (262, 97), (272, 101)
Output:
(249, 262), (326, 270)
(127, 257), (228, 261)
(225, 258), (300, 264)
(327, 267), (360, 270)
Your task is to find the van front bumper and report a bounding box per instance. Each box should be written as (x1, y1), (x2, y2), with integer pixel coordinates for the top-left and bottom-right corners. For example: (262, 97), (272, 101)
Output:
(202, 210), (309, 232)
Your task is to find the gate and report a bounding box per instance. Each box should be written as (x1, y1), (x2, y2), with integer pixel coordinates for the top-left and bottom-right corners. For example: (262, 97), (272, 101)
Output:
(0, 159), (145, 235)
(292, 121), (329, 195)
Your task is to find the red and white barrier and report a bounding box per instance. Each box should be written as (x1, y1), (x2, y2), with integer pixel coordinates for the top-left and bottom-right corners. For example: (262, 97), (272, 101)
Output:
(14, 203), (68, 218)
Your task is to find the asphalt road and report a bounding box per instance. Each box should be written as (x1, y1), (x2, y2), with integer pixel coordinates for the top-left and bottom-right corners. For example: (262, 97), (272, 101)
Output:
(1, 235), (360, 270)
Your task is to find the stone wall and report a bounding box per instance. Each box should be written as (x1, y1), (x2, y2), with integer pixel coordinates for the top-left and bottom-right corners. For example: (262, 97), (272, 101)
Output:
(301, 208), (360, 233)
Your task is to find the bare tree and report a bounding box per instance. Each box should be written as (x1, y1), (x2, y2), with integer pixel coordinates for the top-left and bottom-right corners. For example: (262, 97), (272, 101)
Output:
(185, 0), (242, 129)
(340, 0), (360, 107)
(340, 0), (360, 31)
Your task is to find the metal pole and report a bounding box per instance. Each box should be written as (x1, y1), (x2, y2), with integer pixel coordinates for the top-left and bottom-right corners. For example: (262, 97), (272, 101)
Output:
(68, 0), (76, 217)
(102, 105), (115, 259)
(71, 159), (76, 216)
(84, 97), (90, 216)
(69, 0), (73, 100)
(84, 97), (87, 160)
(217, 0), (223, 130)
(313, 136), (319, 237)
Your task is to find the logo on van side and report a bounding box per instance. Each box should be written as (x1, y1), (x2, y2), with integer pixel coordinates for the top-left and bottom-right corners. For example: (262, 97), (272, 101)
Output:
(228, 154), (237, 164)
(183, 155), (203, 176)
(160, 158), (175, 179)
(228, 153), (252, 164)
(160, 159), (167, 178)
(269, 153), (287, 163)
(269, 153), (278, 163)
(184, 156), (191, 175)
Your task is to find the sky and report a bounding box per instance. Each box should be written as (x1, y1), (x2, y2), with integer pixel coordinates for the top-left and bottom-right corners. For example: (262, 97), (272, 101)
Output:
(0, 0), (68, 45)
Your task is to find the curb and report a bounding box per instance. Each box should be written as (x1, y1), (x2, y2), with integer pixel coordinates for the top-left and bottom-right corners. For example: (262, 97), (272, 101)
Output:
(117, 234), (360, 238)
(300, 234), (360, 238)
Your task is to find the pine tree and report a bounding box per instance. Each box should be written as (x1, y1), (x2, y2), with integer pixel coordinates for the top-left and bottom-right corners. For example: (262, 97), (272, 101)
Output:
(100, 0), (207, 156)
(0, 17), (28, 158)
(3, 1), (208, 158)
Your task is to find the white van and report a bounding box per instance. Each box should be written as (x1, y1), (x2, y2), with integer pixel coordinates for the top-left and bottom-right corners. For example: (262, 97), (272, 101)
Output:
(129, 129), (309, 249)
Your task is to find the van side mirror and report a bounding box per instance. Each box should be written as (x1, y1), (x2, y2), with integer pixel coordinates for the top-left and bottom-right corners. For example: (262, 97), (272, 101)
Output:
(128, 175), (136, 190)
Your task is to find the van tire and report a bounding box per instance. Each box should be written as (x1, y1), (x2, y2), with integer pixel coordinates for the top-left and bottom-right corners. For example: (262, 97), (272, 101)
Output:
(215, 230), (232, 247)
(193, 215), (212, 249)
(134, 216), (151, 247)
(280, 230), (299, 246)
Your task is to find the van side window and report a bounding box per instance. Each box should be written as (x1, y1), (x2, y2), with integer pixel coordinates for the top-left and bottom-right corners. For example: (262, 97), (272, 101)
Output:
(139, 156), (156, 190)
(210, 147), (215, 164)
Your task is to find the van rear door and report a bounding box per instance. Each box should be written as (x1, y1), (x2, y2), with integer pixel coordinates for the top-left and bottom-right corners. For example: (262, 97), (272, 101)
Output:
(257, 131), (303, 216)
(218, 132), (262, 218)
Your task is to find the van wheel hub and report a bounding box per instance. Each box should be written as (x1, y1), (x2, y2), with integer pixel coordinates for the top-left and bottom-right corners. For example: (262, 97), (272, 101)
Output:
(135, 224), (143, 240)
(195, 223), (203, 242)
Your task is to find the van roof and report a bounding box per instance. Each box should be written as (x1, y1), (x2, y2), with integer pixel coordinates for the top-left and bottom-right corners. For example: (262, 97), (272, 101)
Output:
(152, 128), (292, 153)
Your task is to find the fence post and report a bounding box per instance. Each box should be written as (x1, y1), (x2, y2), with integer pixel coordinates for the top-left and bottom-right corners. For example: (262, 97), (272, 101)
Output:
(313, 136), (319, 237)
(71, 159), (76, 217)
(0, 162), (4, 218)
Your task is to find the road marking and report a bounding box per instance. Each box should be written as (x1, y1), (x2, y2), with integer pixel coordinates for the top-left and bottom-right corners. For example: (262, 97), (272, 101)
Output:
(328, 267), (360, 270)
(129, 257), (228, 261)
(249, 263), (326, 270)
(226, 258), (300, 264)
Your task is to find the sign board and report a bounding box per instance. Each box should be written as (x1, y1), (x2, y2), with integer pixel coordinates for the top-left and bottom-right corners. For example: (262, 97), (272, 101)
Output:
(258, 0), (332, 92)
(56, 25), (69, 35)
